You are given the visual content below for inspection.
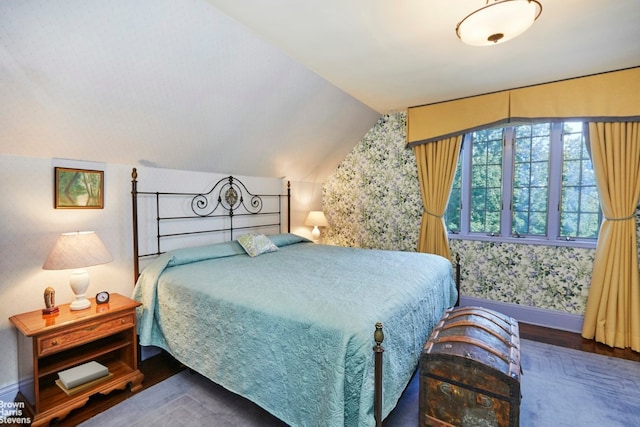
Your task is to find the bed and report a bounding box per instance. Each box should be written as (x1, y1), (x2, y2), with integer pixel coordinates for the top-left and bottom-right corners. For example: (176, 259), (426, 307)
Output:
(130, 169), (458, 426)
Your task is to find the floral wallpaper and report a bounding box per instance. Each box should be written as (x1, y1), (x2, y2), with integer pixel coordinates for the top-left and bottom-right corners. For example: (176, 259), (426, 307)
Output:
(450, 240), (593, 313)
(323, 113), (422, 251)
(323, 111), (640, 316)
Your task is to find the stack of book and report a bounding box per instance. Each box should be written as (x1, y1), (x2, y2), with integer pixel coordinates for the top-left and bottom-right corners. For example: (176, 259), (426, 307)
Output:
(56, 361), (112, 396)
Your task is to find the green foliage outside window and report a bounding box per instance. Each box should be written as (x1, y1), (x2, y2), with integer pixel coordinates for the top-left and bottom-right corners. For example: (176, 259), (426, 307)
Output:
(560, 122), (600, 238)
(470, 128), (503, 234)
(446, 121), (600, 241)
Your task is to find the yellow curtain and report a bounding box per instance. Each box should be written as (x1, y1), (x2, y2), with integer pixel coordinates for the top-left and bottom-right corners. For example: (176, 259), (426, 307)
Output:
(414, 136), (462, 259)
(581, 122), (640, 351)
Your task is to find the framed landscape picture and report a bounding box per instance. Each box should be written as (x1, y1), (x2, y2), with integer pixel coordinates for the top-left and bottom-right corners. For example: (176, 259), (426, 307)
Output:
(54, 167), (104, 209)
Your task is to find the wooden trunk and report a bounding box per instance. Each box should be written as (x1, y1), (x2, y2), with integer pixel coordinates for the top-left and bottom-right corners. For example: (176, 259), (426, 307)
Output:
(419, 306), (521, 427)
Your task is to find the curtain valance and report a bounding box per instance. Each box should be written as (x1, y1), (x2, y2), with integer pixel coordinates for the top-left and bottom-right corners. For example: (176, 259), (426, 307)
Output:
(407, 67), (640, 146)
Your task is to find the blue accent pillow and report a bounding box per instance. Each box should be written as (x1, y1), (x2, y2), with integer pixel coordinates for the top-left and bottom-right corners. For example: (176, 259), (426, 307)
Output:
(268, 233), (312, 247)
(166, 241), (245, 267)
(237, 233), (279, 257)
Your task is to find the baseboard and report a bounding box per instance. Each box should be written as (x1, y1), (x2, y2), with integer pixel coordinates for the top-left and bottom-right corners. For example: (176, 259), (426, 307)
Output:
(459, 296), (584, 334)
(0, 382), (19, 417)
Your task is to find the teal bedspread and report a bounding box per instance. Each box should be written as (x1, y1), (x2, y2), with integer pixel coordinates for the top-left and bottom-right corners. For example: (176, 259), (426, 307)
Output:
(132, 234), (457, 427)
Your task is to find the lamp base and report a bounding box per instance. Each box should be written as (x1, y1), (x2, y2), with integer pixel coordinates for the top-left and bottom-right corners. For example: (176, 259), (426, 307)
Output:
(69, 268), (91, 310)
(70, 297), (91, 311)
(311, 226), (321, 243)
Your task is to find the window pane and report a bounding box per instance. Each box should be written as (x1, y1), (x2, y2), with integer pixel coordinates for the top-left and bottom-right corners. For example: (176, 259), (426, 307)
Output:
(514, 163), (530, 187)
(560, 212), (578, 236)
(531, 137), (550, 161)
(530, 212), (547, 235)
(582, 187), (600, 212)
(486, 212), (500, 233)
(472, 188), (487, 211)
(531, 187), (547, 211)
(579, 213), (600, 238)
(563, 159), (581, 186)
(532, 123), (551, 137)
(582, 163), (596, 186)
(470, 129), (503, 234)
(446, 193), (461, 232)
(487, 140), (502, 164)
(563, 122), (583, 134)
(562, 187), (579, 212)
(560, 122), (601, 239)
(472, 165), (486, 187)
(512, 124), (549, 236)
(563, 134), (583, 159)
(530, 162), (548, 186)
(470, 210), (485, 233)
(486, 165), (502, 187)
(473, 140), (487, 163)
(513, 212), (528, 234)
(515, 125), (531, 138)
(487, 188), (502, 212)
(514, 140), (530, 162)
(513, 187), (529, 208)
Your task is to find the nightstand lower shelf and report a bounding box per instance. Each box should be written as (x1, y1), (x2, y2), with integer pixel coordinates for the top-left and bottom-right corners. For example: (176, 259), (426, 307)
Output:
(21, 361), (143, 427)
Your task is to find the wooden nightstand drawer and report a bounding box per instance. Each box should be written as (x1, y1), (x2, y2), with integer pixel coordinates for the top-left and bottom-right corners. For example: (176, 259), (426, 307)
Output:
(37, 313), (134, 356)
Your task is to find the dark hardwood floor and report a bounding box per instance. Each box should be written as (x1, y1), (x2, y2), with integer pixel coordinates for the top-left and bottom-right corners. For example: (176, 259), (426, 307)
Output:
(519, 323), (640, 362)
(39, 323), (640, 426)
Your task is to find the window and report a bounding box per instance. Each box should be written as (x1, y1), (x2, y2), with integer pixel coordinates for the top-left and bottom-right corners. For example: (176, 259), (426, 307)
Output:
(560, 123), (600, 238)
(446, 121), (600, 246)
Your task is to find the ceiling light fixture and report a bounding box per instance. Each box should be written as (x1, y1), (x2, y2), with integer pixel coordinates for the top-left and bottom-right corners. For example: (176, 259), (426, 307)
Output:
(456, 0), (542, 46)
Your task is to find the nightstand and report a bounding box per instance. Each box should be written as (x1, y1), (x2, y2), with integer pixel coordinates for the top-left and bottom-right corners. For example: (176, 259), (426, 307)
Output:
(9, 293), (144, 426)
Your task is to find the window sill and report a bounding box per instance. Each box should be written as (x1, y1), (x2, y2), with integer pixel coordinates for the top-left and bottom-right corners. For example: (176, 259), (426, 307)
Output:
(448, 233), (597, 250)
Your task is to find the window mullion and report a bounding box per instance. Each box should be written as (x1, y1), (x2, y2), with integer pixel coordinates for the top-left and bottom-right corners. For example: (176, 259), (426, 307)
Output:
(547, 122), (563, 240)
(501, 127), (514, 237)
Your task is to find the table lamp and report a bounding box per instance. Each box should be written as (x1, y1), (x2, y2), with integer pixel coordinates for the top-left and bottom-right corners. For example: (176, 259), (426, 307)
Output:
(43, 231), (113, 310)
(304, 211), (329, 242)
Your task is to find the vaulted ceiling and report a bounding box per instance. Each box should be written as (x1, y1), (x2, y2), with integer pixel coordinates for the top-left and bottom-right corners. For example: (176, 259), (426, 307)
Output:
(1, 1), (639, 183)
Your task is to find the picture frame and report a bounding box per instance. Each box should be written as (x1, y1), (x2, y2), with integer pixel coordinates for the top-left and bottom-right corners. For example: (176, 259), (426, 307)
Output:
(54, 167), (104, 209)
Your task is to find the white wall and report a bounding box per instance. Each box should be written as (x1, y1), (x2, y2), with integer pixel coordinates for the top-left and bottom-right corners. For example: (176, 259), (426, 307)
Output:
(0, 156), (133, 398)
(0, 154), (320, 397)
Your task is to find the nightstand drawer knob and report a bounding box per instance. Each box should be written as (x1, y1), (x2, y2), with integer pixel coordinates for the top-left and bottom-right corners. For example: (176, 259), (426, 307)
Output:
(51, 340), (58, 346)
(121, 319), (126, 324)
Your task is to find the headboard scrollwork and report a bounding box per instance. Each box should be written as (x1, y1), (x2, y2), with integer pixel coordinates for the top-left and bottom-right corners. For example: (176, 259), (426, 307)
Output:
(191, 176), (264, 217)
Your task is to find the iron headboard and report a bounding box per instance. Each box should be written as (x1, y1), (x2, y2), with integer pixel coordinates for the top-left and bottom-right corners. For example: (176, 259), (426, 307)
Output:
(131, 168), (291, 282)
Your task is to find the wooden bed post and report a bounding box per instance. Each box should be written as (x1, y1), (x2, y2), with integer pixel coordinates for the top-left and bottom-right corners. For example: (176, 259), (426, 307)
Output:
(131, 168), (139, 283)
(373, 322), (384, 427)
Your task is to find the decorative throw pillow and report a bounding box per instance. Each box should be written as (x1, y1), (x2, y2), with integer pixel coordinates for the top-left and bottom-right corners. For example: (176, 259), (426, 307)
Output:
(268, 233), (312, 247)
(237, 233), (278, 257)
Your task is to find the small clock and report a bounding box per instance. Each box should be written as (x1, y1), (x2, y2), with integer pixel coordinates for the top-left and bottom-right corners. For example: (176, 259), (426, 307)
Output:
(96, 291), (110, 304)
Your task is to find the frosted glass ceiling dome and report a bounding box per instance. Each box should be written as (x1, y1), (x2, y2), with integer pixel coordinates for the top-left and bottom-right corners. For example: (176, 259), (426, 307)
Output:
(456, 0), (543, 46)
